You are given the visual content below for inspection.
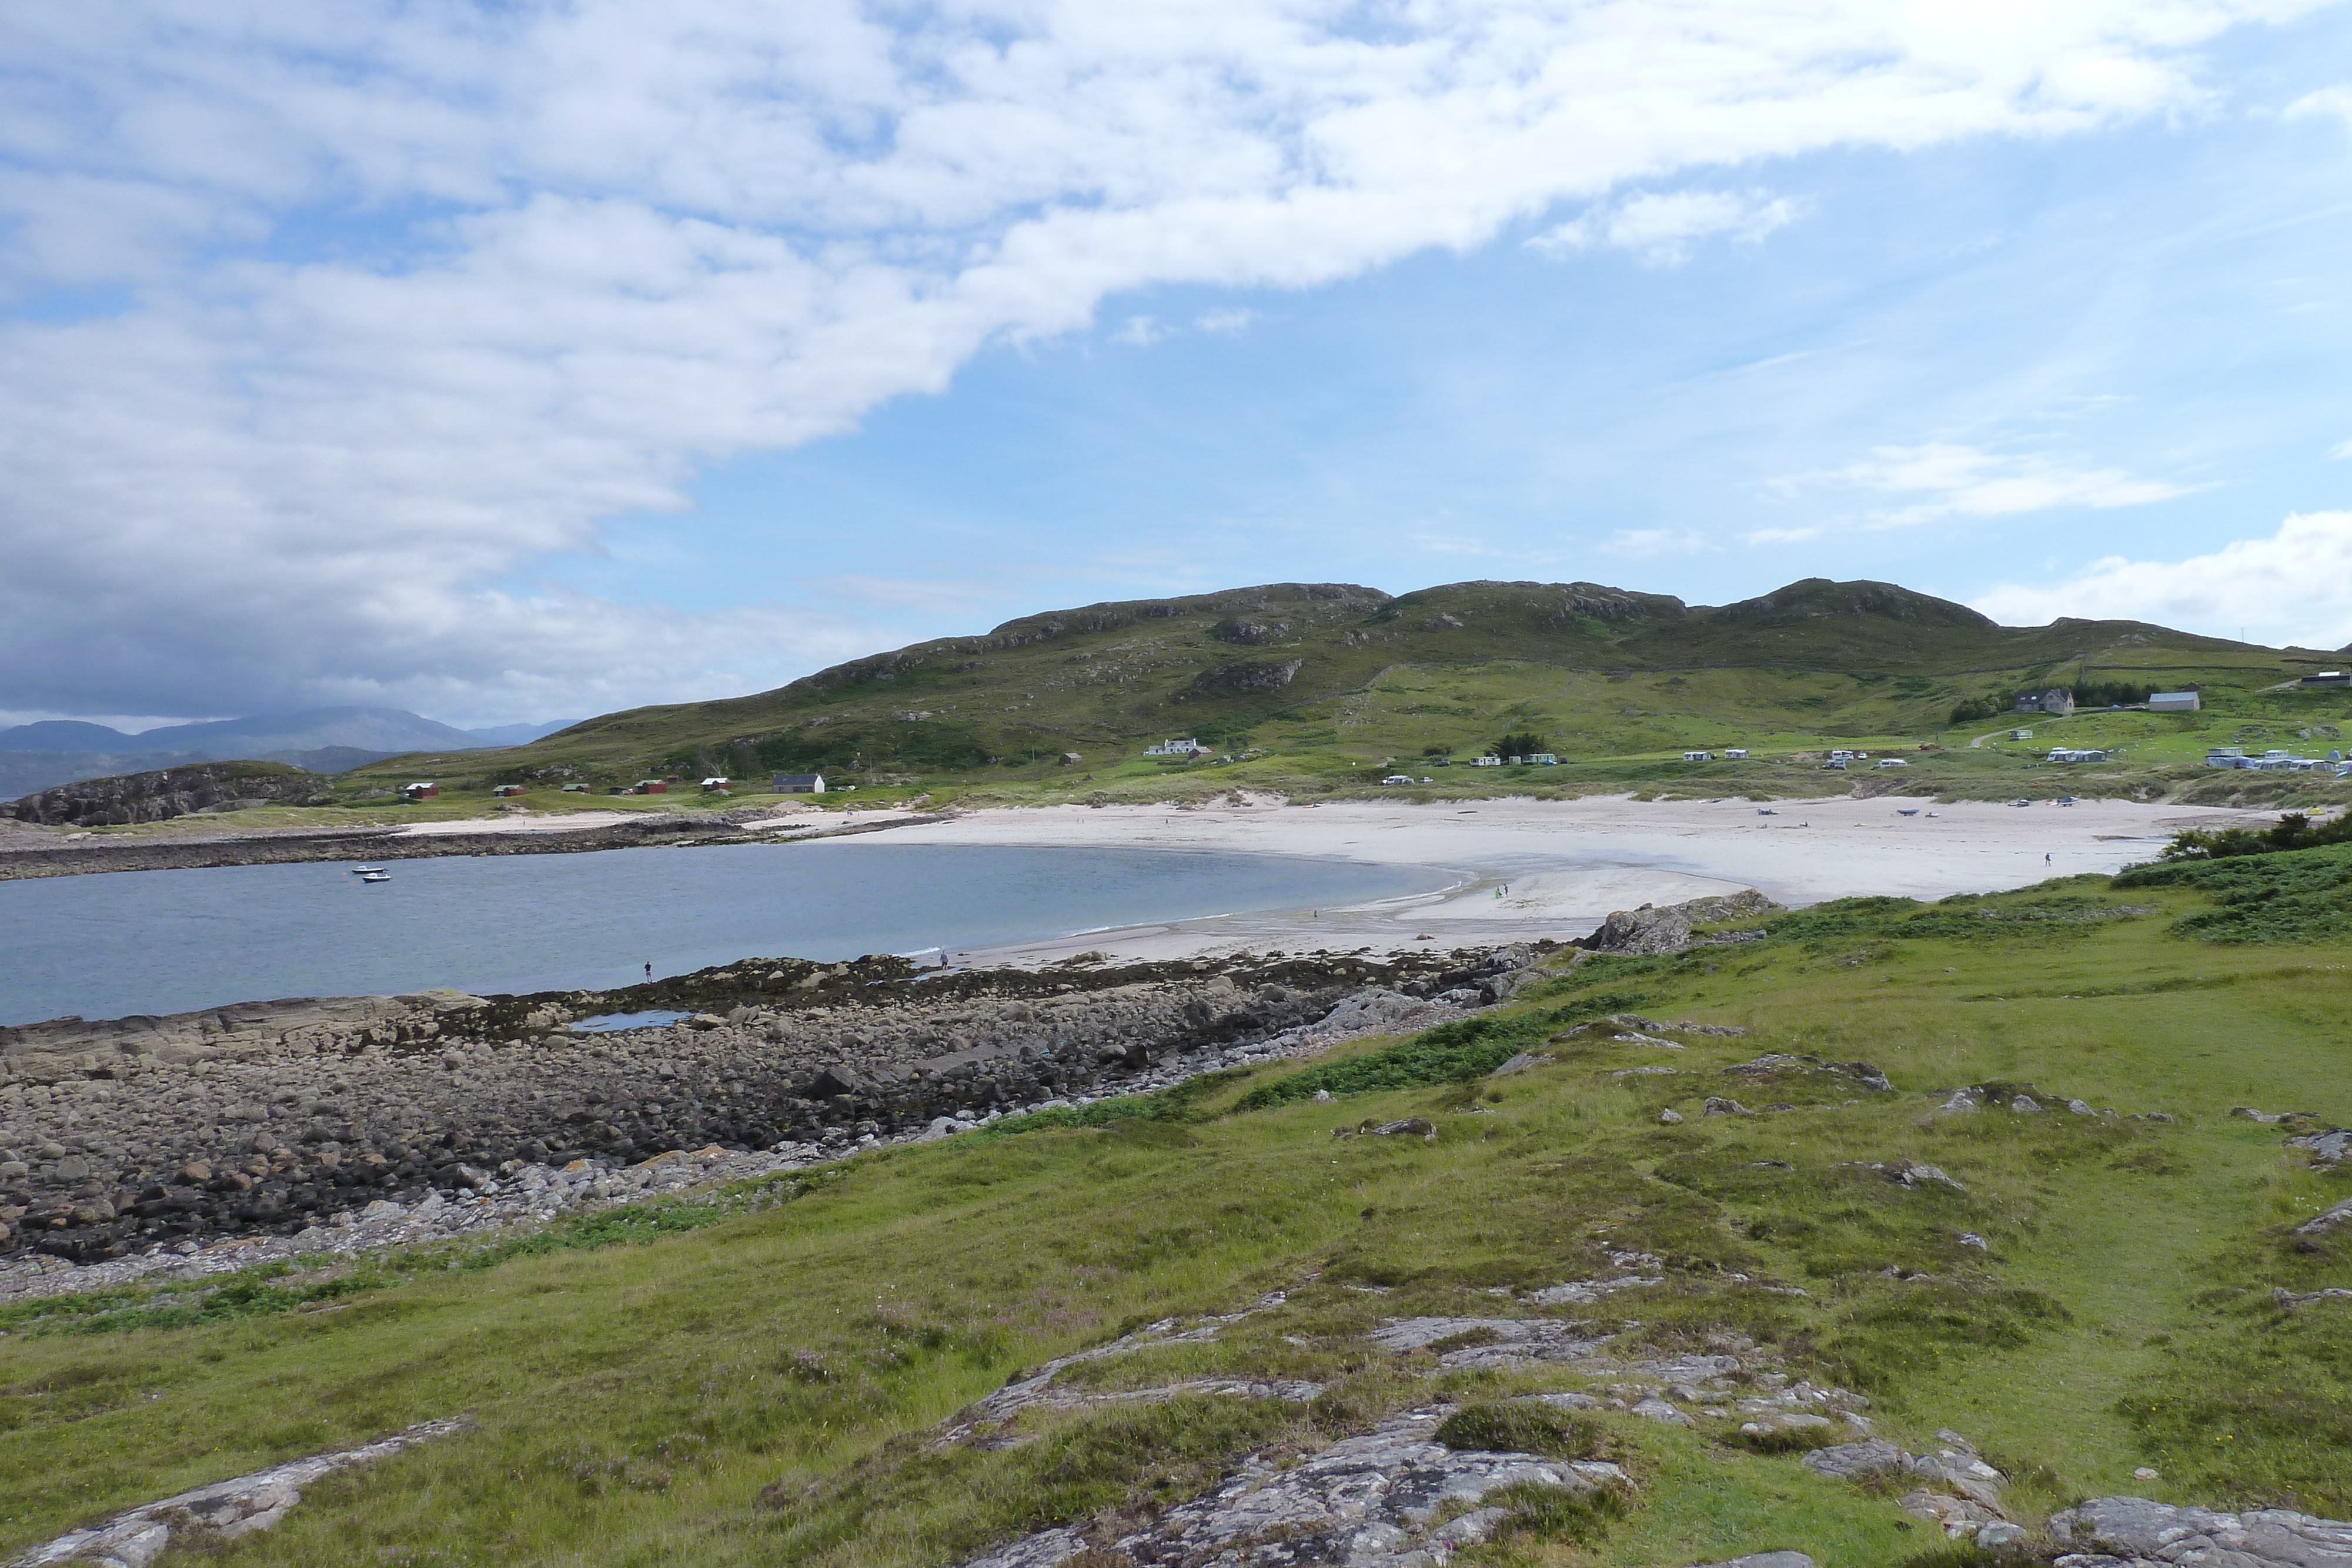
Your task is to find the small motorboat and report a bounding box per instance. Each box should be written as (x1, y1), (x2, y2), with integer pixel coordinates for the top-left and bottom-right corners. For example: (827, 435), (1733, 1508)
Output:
(350, 865), (386, 874)
(359, 871), (392, 883)
(1896, 808), (1920, 816)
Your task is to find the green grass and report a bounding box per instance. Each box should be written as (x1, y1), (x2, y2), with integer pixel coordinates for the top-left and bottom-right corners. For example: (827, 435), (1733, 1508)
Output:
(4, 869), (2350, 1565)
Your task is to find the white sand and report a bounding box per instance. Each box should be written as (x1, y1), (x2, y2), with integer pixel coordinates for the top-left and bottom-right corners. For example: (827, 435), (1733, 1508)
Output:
(850, 793), (2276, 967)
(393, 803), (870, 837)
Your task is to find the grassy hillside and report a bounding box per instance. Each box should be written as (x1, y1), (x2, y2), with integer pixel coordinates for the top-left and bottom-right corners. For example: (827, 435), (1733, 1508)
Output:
(5, 848), (2349, 1566)
(303, 576), (2350, 820)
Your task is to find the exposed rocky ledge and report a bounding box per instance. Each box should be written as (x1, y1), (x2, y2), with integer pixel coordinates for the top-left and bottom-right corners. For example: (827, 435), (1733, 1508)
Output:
(5, 1418), (465, 1568)
(2050, 1495), (2352, 1566)
(0, 944), (1544, 1262)
(8, 761), (334, 829)
(1576, 889), (1780, 955)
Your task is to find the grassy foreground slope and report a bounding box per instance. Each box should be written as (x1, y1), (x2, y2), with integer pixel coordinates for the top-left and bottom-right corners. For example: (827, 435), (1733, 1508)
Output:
(319, 577), (2350, 813)
(3, 852), (2350, 1566)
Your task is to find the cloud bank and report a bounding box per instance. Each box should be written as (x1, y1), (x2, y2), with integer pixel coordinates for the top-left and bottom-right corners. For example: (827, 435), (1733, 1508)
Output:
(1972, 510), (2352, 650)
(1772, 442), (2196, 529)
(0, 0), (2316, 720)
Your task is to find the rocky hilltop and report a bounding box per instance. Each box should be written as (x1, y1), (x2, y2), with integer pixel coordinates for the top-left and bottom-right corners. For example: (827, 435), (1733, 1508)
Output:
(0, 944), (1544, 1261)
(8, 760), (333, 828)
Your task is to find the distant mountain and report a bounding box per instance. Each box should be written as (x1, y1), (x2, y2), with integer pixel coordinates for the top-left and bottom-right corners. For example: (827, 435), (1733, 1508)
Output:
(0, 720), (142, 752)
(461, 719), (579, 748)
(0, 707), (573, 801)
(127, 706), (487, 755)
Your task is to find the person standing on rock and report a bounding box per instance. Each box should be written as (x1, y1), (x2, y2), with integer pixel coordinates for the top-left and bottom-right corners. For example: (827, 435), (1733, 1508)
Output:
(644, 961), (653, 981)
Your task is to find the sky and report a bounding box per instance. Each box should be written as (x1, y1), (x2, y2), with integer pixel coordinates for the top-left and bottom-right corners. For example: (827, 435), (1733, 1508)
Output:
(2, 1), (2350, 731)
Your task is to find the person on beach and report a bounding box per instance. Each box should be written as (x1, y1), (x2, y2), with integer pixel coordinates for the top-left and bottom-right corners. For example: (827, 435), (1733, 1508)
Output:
(644, 961), (653, 981)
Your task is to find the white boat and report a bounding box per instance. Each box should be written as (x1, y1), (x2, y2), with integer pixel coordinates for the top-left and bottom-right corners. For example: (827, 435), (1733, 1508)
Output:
(1896, 808), (1920, 816)
(359, 871), (392, 883)
(350, 865), (386, 874)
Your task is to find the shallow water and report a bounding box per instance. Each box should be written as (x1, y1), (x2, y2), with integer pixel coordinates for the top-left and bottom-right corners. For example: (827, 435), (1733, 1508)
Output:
(0, 841), (1449, 1025)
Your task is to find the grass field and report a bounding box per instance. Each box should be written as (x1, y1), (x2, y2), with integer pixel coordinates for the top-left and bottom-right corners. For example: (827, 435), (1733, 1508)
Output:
(4, 851), (2350, 1566)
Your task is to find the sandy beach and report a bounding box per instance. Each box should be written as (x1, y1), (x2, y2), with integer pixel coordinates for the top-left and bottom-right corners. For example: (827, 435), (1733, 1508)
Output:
(852, 793), (2276, 966)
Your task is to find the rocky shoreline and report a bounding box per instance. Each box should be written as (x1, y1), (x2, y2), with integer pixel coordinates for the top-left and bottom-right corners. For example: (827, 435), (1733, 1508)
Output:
(0, 942), (1548, 1271)
(0, 807), (948, 881)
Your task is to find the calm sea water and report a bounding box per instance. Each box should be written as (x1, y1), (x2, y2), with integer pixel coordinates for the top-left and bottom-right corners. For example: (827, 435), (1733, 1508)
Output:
(0, 842), (1449, 1025)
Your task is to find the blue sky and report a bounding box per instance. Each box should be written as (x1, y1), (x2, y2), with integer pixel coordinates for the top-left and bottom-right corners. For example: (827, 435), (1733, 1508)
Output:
(2, 2), (2348, 729)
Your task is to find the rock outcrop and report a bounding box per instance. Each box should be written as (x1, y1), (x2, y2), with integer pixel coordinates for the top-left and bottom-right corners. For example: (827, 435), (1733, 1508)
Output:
(2050, 1496), (2352, 1566)
(1578, 890), (1780, 955)
(5, 1417), (465, 1567)
(9, 761), (334, 828)
(961, 1406), (1630, 1568)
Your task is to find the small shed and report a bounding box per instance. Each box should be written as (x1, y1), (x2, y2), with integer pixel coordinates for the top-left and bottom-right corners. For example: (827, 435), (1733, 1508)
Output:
(771, 773), (827, 794)
(490, 784), (524, 797)
(562, 783), (591, 793)
(2147, 691), (2201, 712)
(699, 777), (733, 793)
(1724, 747), (1749, 760)
(400, 781), (438, 801)
(633, 779), (669, 795)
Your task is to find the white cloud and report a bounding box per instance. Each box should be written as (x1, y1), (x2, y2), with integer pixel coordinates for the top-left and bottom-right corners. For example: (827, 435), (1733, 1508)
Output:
(1746, 526), (1824, 545)
(2284, 85), (2352, 126)
(1531, 189), (1806, 265)
(1781, 442), (2196, 527)
(1601, 527), (1708, 556)
(0, 0), (2314, 718)
(1194, 307), (1258, 335)
(2331, 437), (2352, 459)
(1113, 314), (1168, 346)
(1411, 531), (1498, 557)
(1972, 511), (2352, 648)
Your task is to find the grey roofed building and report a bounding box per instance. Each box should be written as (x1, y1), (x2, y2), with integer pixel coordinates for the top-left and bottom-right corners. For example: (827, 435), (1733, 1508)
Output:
(2014, 687), (2075, 715)
(771, 773), (827, 793)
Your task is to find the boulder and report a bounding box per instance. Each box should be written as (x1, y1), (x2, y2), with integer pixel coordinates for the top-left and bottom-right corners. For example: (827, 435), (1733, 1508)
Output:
(1799, 1439), (1909, 1480)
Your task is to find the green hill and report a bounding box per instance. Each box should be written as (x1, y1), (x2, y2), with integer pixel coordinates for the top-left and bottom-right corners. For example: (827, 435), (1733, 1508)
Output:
(322, 577), (2350, 814)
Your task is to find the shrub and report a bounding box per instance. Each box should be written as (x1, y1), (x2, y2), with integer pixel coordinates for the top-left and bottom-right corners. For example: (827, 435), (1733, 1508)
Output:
(1434, 1403), (1609, 1460)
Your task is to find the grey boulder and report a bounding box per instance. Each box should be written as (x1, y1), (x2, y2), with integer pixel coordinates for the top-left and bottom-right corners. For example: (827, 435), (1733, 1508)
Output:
(2050, 1496), (2352, 1566)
